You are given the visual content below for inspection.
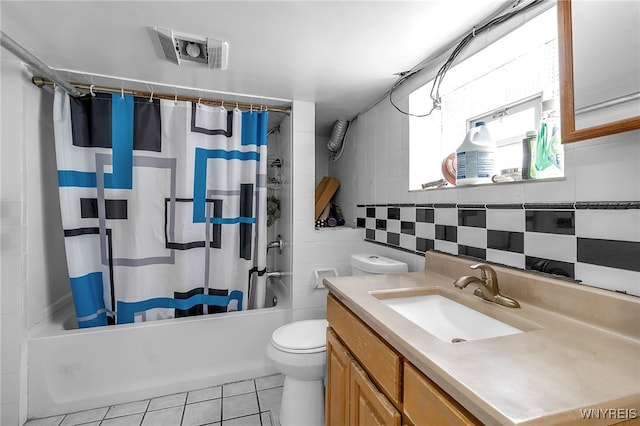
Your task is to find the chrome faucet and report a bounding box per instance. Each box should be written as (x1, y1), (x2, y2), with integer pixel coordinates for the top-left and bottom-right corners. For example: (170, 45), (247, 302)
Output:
(267, 235), (283, 254)
(453, 263), (520, 308)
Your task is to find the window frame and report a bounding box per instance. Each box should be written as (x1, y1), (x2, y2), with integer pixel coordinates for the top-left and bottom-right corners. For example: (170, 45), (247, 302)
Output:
(468, 94), (542, 148)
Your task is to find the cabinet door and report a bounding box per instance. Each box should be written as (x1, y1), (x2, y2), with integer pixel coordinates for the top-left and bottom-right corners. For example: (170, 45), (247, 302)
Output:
(350, 360), (401, 426)
(326, 328), (352, 426)
(404, 362), (481, 426)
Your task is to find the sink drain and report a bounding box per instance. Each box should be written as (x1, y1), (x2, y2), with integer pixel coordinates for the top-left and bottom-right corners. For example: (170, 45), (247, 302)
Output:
(451, 338), (467, 343)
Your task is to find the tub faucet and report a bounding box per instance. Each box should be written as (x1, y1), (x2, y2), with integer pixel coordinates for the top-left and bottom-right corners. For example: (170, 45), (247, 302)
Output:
(267, 235), (283, 254)
(453, 263), (520, 308)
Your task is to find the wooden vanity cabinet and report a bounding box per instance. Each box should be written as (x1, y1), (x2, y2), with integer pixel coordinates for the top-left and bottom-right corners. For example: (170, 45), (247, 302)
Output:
(404, 362), (481, 426)
(326, 328), (401, 425)
(326, 293), (481, 426)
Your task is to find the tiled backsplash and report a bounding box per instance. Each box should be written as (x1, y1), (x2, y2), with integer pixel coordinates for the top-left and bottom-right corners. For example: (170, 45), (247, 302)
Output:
(357, 201), (640, 296)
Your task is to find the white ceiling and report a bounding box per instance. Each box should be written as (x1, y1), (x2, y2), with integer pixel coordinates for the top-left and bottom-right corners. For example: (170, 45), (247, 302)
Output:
(1, 1), (509, 136)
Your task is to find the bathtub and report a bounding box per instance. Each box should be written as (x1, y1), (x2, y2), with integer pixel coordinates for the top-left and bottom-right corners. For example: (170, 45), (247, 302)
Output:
(27, 278), (291, 419)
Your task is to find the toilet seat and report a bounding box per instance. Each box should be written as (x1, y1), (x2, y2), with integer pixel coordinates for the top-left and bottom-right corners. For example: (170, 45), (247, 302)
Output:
(271, 319), (328, 354)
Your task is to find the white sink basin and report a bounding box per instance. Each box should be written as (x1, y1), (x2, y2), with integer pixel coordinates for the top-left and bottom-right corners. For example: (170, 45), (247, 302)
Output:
(380, 294), (523, 343)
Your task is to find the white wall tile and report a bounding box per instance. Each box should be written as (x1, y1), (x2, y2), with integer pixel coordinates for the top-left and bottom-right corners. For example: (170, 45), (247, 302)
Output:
(291, 103), (315, 134)
(415, 223), (435, 240)
(574, 131), (640, 202)
(0, 254), (21, 285)
(1, 372), (20, 404)
(457, 183), (525, 204)
(296, 134), (317, 164)
(575, 209), (640, 241)
(292, 285), (328, 310)
(457, 227), (487, 248)
(486, 209), (525, 232)
(574, 263), (640, 296)
(292, 307), (326, 321)
(486, 249), (526, 269)
(434, 240), (458, 255)
(1, 402), (19, 426)
(1, 345), (21, 375)
(1, 284), (21, 316)
(0, 201), (22, 225)
(524, 232), (577, 263)
(387, 220), (400, 234)
(415, 188), (457, 205)
(293, 219), (317, 243)
(0, 225), (22, 254)
(434, 208), (457, 226)
(400, 206), (415, 222)
(399, 234), (416, 252)
(365, 218), (375, 230)
(524, 177), (576, 203)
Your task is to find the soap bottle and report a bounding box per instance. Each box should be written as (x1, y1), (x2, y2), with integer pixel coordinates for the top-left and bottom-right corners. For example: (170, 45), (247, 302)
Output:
(456, 122), (497, 186)
(534, 100), (563, 178)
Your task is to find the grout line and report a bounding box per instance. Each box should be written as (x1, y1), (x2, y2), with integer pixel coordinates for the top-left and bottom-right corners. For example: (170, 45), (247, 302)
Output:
(254, 380), (263, 426)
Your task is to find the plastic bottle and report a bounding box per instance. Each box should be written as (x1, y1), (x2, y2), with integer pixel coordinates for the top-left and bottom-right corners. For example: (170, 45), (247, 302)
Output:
(522, 130), (537, 179)
(456, 122), (497, 186)
(534, 99), (563, 178)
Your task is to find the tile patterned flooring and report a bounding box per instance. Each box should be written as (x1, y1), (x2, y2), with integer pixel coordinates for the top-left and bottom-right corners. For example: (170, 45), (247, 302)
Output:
(24, 374), (284, 426)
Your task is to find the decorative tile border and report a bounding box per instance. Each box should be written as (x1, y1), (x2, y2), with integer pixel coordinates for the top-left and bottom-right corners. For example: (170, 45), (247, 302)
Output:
(356, 202), (640, 296)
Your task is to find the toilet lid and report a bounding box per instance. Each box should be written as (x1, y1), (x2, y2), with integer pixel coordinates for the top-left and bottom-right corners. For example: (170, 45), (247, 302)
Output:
(271, 319), (328, 354)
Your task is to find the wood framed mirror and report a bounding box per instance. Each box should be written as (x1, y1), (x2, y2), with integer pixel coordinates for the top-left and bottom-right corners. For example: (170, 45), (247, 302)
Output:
(557, 0), (640, 144)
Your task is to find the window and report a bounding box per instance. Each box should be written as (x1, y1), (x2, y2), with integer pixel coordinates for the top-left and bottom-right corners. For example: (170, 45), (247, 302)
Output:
(409, 7), (561, 190)
(469, 96), (541, 172)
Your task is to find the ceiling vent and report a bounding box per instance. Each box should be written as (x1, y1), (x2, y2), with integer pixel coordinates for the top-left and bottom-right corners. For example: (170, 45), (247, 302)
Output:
(153, 27), (229, 70)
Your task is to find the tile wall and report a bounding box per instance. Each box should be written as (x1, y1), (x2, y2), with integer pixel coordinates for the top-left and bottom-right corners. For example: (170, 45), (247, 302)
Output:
(328, 86), (640, 299)
(357, 202), (639, 296)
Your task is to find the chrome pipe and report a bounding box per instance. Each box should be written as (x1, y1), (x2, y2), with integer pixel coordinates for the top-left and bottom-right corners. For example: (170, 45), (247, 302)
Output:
(0, 31), (82, 97)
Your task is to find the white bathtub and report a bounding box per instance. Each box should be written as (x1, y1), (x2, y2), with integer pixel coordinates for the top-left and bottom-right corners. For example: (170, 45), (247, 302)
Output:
(27, 279), (291, 419)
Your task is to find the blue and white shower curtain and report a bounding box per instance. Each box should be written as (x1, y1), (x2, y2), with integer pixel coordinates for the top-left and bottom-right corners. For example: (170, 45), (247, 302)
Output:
(53, 89), (268, 328)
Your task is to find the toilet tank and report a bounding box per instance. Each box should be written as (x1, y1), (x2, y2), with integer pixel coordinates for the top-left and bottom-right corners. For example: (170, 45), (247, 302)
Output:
(350, 254), (408, 276)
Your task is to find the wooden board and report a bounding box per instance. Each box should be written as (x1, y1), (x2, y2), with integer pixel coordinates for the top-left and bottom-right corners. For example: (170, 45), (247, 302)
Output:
(315, 177), (340, 220)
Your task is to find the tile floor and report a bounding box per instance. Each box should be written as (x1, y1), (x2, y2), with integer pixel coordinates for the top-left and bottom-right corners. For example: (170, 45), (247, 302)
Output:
(24, 374), (284, 426)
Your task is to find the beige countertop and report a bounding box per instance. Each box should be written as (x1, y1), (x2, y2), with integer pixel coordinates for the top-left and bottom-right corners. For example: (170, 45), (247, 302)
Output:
(324, 251), (640, 425)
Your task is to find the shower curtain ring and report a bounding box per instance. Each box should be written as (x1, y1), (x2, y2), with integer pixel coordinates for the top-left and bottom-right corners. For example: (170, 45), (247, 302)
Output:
(149, 91), (154, 103)
(90, 85), (96, 97)
(121, 86), (124, 99)
(198, 98), (202, 107)
(174, 94), (178, 105)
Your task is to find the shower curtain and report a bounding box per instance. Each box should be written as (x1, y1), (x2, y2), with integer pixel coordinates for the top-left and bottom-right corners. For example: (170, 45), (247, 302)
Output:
(52, 89), (268, 328)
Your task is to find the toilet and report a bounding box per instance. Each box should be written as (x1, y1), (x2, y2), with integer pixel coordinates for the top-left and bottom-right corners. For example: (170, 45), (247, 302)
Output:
(267, 319), (328, 426)
(266, 253), (407, 426)
(350, 253), (409, 275)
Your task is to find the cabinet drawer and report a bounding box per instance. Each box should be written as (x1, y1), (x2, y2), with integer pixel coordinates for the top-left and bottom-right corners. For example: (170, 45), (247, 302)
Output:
(327, 294), (402, 406)
(404, 362), (482, 426)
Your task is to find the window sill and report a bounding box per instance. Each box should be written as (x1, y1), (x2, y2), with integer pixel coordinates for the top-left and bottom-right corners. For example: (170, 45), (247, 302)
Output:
(409, 176), (566, 192)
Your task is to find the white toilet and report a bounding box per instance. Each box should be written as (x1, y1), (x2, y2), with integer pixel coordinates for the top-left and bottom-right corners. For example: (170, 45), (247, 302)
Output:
(267, 253), (407, 426)
(350, 253), (409, 275)
(267, 319), (328, 426)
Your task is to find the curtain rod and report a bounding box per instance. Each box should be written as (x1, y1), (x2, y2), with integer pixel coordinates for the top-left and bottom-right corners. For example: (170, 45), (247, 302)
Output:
(1, 31), (82, 96)
(31, 76), (292, 114)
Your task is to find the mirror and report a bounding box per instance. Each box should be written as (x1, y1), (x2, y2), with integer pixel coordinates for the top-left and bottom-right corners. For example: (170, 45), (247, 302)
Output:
(557, 0), (640, 143)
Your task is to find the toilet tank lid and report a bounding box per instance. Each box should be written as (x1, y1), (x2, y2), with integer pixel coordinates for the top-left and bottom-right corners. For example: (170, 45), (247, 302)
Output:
(271, 319), (328, 352)
(350, 253), (408, 274)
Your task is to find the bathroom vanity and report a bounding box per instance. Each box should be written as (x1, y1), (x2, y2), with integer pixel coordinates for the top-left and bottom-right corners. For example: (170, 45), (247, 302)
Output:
(324, 251), (640, 425)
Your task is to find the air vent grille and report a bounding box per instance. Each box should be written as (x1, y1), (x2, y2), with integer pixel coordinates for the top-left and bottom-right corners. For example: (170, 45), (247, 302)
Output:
(153, 27), (228, 70)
